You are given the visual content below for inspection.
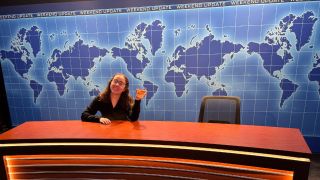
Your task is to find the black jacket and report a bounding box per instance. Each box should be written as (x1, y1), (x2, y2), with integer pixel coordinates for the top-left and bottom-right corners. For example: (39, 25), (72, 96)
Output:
(81, 96), (141, 122)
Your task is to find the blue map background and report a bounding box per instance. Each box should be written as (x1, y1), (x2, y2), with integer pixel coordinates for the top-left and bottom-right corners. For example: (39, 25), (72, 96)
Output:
(0, 1), (320, 137)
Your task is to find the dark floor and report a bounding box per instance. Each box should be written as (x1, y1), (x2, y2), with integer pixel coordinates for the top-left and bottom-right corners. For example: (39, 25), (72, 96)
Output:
(309, 154), (320, 180)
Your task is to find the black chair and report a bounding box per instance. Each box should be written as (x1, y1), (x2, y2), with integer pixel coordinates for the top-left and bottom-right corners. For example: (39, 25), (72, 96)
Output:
(198, 96), (240, 124)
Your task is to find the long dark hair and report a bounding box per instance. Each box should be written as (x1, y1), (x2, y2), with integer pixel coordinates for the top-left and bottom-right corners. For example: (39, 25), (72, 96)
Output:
(99, 73), (133, 110)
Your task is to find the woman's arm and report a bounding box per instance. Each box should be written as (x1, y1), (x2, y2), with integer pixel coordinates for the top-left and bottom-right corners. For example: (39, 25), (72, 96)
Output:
(129, 99), (141, 121)
(81, 97), (101, 123)
(129, 89), (146, 121)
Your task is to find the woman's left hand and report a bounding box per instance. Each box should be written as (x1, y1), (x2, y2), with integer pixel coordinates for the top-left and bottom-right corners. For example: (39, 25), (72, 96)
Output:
(136, 89), (147, 100)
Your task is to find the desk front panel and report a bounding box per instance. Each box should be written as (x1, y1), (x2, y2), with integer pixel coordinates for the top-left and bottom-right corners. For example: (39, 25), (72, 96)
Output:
(0, 120), (311, 179)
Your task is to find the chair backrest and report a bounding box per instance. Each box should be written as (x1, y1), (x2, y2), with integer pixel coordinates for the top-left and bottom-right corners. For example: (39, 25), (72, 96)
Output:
(198, 96), (240, 124)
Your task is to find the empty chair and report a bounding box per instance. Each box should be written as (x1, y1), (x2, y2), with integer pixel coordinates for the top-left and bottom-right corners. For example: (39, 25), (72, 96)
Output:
(198, 96), (240, 124)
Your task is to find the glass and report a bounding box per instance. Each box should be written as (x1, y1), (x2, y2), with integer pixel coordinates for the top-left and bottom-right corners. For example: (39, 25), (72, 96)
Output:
(136, 89), (147, 97)
(112, 79), (126, 87)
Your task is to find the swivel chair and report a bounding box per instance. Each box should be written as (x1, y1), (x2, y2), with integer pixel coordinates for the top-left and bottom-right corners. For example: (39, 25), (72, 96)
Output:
(198, 96), (240, 124)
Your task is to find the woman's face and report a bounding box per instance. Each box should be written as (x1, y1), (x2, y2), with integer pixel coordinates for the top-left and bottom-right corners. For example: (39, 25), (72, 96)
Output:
(110, 74), (127, 95)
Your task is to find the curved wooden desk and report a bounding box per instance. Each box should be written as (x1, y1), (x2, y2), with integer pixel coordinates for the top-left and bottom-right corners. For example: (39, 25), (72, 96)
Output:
(0, 120), (311, 179)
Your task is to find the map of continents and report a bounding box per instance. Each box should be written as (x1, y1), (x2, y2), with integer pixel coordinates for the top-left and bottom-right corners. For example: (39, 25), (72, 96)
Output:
(47, 39), (108, 96)
(165, 34), (243, 97)
(0, 26), (43, 103)
(111, 20), (165, 105)
(0, 9), (319, 120)
(248, 11), (317, 107)
(0, 20), (165, 106)
(163, 10), (319, 107)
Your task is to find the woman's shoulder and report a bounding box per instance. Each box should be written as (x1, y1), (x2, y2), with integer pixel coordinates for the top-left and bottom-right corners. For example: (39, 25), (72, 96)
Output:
(91, 95), (103, 103)
(96, 94), (110, 104)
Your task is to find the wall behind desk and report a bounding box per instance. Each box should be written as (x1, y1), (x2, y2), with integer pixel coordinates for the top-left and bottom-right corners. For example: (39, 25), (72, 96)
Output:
(0, 0), (319, 151)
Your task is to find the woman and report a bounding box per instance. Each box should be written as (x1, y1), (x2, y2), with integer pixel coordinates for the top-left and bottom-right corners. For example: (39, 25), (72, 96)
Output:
(81, 73), (147, 124)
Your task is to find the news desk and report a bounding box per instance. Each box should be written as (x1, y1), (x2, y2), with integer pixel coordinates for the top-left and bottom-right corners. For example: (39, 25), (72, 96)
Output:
(0, 120), (311, 179)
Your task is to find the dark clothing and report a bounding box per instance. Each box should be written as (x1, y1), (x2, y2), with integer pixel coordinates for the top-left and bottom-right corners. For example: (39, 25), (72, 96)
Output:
(81, 96), (141, 122)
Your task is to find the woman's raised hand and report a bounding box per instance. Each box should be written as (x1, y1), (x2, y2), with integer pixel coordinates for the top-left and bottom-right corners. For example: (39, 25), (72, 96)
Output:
(136, 89), (147, 100)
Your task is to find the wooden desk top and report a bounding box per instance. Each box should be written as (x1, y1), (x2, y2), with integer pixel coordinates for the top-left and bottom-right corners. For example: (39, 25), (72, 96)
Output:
(0, 120), (311, 155)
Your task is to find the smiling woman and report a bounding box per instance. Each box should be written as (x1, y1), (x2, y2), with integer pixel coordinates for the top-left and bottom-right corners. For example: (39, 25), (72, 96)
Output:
(81, 73), (147, 124)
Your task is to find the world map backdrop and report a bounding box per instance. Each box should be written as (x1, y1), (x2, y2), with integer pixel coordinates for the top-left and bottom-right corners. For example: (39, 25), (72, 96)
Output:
(0, 0), (320, 137)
